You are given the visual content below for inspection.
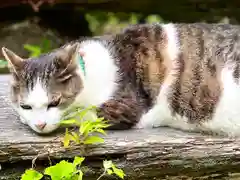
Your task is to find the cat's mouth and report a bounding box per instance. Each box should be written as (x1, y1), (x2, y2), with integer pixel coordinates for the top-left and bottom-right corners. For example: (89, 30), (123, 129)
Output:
(28, 122), (61, 135)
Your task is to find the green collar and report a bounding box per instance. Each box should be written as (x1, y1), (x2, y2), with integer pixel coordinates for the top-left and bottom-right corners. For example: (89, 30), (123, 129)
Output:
(78, 55), (86, 76)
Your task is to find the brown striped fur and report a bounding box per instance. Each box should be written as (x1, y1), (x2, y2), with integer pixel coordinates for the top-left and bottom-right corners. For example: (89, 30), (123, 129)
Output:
(3, 23), (240, 136)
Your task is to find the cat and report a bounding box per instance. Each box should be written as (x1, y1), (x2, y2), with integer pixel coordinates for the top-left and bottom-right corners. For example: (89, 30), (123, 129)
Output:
(2, 22), (240, 136)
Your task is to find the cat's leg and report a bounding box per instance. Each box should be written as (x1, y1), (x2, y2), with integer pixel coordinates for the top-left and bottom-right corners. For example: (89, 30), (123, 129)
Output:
(97, 97), (141, 130)
(135, 99), (171, 129)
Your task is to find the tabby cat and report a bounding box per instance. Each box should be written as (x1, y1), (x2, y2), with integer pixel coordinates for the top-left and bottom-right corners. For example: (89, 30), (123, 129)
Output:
(2, 23), (240, 136)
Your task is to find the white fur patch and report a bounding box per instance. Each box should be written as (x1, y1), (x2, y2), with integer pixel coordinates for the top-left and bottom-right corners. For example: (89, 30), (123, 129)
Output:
(162, 23), (180, 61)
(136, 23), (184, 129)
(74, 40), (119, 107)
(16, 79), (62, 134)
(25, 79), (48, 108)
(202, 66), (240, 136)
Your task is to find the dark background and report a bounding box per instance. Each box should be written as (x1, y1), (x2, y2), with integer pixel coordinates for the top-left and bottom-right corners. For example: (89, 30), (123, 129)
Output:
(0, 0), (239, 72)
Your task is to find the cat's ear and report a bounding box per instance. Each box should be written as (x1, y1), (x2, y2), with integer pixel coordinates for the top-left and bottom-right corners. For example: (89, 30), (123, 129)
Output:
(55, 43), (80, 69)
(1, 47), (24, 74)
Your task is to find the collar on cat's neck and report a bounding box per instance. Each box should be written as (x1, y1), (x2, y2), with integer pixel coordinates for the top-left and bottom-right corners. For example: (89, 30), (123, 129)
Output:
(78, 54), (86, 76)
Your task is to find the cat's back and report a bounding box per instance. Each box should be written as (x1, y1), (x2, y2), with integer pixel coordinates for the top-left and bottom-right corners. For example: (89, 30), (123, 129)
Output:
(175, 23), (240, 136)
(135, 22), (240, 136)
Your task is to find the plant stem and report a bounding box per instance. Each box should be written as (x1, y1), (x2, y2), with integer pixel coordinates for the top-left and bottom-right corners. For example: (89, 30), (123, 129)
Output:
(96, 170), (106, 180)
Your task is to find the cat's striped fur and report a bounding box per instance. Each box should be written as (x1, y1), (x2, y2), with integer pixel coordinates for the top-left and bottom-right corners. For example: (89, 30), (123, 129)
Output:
(2, 23), (240, 136)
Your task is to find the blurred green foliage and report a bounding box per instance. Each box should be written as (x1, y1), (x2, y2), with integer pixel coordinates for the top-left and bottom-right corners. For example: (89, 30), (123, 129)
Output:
(24, 38), (52, 57)
(22, 11), (163, 58)
(0, 11), (162, 72)
(85, 11), (163, 35)
(22, 11), (163, 57)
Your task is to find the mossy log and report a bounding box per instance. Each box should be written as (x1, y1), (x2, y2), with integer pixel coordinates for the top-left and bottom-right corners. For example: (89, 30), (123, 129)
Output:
(1, 0), (240, 23)
(1, 74), (240, 179)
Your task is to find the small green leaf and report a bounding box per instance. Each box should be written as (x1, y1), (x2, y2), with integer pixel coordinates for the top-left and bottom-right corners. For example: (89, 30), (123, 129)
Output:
(78, 107), (95, 117)
(94, 123), (111, 129)
(112, 166), (125, 179)
(79, 121), (92, 135)
(61, 119), (77, 125)
(78, 170), (83, 180)
(71, 132), (80, 143)
(83, 136), (104, 144)
(73, 157), (85, 167)
(95, 129), (107, 135)
(23, 44), (42, 57)
(21, 169), (43, 180)
(107, 169), (113, 175)
(41, 39), (52, 53)
(44, 160), (75, 179)
(24, 44), (40, 52)
(63, 128), (70, 148)
(103, 160), (113, 170)
(90, 118), (111, 129)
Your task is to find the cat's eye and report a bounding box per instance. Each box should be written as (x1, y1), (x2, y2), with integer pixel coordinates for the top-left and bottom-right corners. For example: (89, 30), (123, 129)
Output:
(20, 104), (32, 110)
(47, 98), (61, 109)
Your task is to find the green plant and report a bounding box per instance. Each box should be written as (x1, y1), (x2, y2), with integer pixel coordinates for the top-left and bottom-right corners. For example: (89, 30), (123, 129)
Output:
(21, 157), (84, 180)
(24, 38), (52, 57)
(20, 105), (125, 180)
(21, 169), (43, 180)
(99, 160), (125, 180)
(145, 14), (163, 23)
(61, 106), (110, 147)
(21, 158), (124, 180)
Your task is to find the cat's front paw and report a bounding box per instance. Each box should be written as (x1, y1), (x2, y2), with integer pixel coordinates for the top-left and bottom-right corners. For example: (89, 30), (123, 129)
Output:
(98, 98), (140, 130)
(133, 122), (145, 129)
(135, 112), (155, 129)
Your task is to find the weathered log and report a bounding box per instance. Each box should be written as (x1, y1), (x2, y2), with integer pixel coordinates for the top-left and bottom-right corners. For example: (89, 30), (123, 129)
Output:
(1, 74), (240, 179)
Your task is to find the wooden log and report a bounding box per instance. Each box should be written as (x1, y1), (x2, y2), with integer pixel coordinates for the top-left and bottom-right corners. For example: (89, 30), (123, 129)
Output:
(1, 74), (240, 179)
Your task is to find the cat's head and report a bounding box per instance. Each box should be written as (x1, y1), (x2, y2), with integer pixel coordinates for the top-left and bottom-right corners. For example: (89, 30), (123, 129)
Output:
(2, 43), (84, 134)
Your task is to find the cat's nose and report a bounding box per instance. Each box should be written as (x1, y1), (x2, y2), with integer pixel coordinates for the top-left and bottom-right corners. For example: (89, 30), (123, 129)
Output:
(35, 122), (46, 130)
